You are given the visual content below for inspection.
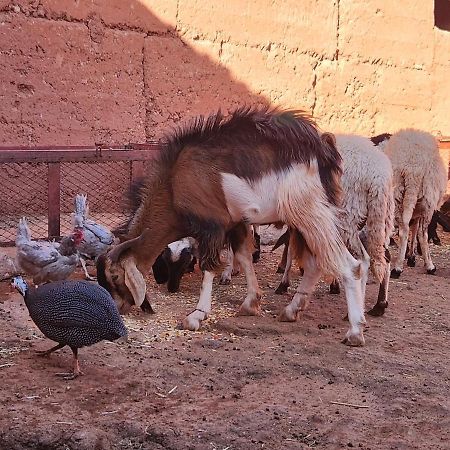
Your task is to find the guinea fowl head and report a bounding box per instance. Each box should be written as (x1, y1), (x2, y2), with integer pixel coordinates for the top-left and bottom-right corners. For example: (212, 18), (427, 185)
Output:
(11, 276), (28, 297)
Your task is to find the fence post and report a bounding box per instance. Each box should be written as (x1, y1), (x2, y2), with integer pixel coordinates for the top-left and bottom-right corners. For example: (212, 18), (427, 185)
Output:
(48, 162), (61, 238)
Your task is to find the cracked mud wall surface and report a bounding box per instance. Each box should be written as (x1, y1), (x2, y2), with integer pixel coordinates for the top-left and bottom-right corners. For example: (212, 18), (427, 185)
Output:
(0, 0), (449, 145)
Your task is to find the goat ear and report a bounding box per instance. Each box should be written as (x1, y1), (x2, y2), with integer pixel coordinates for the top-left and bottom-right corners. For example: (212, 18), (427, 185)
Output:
(121, 256), (146, 308)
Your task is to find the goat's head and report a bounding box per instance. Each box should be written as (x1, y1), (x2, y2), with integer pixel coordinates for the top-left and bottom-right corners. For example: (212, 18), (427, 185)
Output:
(96, 230), (150, 313)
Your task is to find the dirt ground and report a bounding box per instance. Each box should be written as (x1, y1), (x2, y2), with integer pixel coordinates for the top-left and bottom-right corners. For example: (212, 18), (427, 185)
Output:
(0, 236), (449, 450)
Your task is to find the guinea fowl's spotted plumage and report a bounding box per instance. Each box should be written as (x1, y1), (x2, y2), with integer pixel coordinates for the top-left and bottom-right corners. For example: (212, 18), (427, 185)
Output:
(12, 277), (127, 378)
(24, 280), (127, 349)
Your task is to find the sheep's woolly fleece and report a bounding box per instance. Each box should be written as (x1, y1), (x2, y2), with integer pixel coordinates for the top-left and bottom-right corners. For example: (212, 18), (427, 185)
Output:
(384, 129), (448, 217)
(335, 134), (394, 282)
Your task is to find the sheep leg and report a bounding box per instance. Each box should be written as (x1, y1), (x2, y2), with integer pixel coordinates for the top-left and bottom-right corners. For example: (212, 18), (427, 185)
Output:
(391, 204), (415, 278)
(367, 248), (391, 317)
(368, 247), (391, 316)
(236, 239), (263, 316)
(279, 247), (365, 346)
(427, 212), (440, 244)
(406, 220), (418, 267)
(182, 270), (216, 331)
(359, 244), (370, 302)
(275, 242), (293, 294)
(276, 242), (289, 273)
(279, 248), (321, 320)
(252, 225), (261, 263)
(417, 217), (436, 274)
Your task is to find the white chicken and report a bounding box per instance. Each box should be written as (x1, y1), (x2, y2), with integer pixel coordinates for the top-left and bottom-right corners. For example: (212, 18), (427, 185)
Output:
(73, 194), (115, 280)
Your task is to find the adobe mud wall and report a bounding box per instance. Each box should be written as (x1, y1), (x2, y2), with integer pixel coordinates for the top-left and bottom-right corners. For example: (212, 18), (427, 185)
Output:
(0, 0), (449, 145)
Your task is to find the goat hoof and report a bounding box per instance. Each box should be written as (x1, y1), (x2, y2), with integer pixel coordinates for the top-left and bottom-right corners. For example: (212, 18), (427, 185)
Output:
(218, 277), (231, 286)
(278, 305), (298, 322)
(181, 312), (205, 331)
(426, 267), (437, 275)
(275, 282), (289, 295)
(237, 303), (261, 316)
(390, 269), (402, 279)
(367, 302), (388, 317)
(406, 256), (416, 267)
(182, 318), (201, 331)
(276, 266), (286, 274)
(342, 329), (365, 347)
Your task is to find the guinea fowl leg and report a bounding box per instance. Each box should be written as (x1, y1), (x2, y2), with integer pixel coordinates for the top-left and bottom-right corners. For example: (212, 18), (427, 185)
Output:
(55, 347), (84, 380)
(35, 343), (66, 357)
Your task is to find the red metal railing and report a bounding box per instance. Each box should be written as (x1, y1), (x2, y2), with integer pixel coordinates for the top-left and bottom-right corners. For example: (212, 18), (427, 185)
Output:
(1, 138), (449, 246)
(0, 143), (160, 245)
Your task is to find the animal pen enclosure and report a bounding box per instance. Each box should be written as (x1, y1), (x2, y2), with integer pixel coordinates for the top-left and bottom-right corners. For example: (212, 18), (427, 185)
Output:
(0, 143), (160, 246)
(1, 139), (449, 247)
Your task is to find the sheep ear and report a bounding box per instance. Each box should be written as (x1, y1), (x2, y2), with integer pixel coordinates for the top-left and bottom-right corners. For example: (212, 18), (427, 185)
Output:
(121, 256), (146, 308)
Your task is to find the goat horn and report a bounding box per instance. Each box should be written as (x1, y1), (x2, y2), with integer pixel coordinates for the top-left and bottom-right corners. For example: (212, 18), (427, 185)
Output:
(107, 228), (150, 263)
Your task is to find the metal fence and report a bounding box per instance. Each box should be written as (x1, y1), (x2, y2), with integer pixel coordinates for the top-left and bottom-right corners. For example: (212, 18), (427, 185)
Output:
(0, 144), (160, 246)
(1, 139), (449, 247)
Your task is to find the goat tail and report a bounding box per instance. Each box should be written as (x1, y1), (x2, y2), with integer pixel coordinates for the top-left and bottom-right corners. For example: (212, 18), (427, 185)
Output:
(277, 166), (347, 278)
(366, 182), (395, 282)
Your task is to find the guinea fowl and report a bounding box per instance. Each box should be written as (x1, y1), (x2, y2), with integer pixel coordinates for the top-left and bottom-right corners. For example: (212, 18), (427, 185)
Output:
(15, 218), (84, 285)
(72, 194), (115, 280)
(12, 276), (128, 379)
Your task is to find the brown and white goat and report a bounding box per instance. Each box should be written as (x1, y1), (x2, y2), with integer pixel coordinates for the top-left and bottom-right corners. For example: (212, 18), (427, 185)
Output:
(97, 107), (367, 346)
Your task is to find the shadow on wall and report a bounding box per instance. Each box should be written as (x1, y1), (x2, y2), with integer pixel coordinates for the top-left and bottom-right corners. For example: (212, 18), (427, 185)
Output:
(0, 0), (268, 145)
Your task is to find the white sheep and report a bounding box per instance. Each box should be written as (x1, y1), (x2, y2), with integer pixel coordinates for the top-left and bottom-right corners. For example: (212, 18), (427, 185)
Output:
(382, 129), (448, 277)
(276, 134), (395, 316)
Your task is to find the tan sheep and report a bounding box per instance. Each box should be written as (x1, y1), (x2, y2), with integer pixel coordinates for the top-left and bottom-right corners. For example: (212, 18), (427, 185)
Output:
(384, 129), (448, 277)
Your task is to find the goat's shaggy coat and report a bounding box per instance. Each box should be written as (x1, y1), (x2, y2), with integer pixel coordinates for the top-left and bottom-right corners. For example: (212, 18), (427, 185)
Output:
(383, 129), (448, 276)
(98, 107), (366, 345)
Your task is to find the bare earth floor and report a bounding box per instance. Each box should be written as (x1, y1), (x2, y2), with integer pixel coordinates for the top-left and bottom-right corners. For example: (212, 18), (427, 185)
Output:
(0, 237), (449, 450)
